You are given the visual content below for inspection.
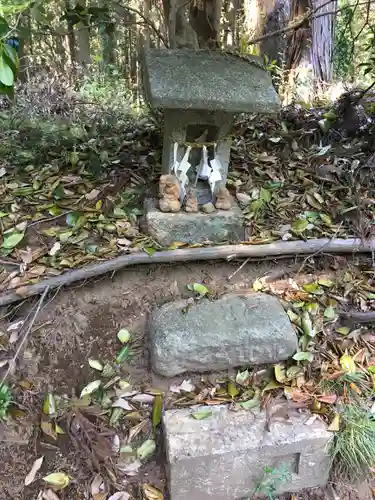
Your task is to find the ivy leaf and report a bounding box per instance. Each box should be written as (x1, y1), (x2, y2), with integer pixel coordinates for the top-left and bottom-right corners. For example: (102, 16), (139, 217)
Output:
(137, 439), (156, 460)
(240, 398), (260, 410)
(274, 364), (287, 383)
(292, 219), (308, 232)
(187, 283), (209, 296)
(303, 283), (324, 295)
(324, 306), (336, 320)
(88, 359), (103, 371)
(260, 187), (271, 203)
(320, 213), (332, 226)
(2, 229), (25, 249)
(336, 327), (350, 336)
(301, 310), (315, 336)
(0, 55), (14, 86)
(191, 410), (212, 420)
(340, 353), (356, 373)
(293, 351), (314, 362)
(80, 380), (101, 398)
(228, 381), (240, 398)
(318, 278), (334, 287)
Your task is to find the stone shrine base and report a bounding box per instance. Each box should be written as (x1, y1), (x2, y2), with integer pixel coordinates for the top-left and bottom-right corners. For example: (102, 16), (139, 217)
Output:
(142, 198), (244, 247)
(164, 404), (332, 500)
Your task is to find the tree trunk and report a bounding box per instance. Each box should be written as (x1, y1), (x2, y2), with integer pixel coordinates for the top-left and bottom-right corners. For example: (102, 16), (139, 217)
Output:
(283, 0), (336, 102)
(75, 0), (91, 67)
(143, 0), (151, 48)
(190, 0), (222, 48)
(65, 0), (76, 65)
(245, 0), (290, 62)
(311, 0), (336, 83)
(162, 0), (221, 49)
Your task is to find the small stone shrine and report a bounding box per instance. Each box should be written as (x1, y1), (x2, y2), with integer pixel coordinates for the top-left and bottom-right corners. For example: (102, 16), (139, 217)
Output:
(142, 49), (280, 246)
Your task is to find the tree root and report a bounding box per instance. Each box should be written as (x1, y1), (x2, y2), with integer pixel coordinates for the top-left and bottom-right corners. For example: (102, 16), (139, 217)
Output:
(0, 237), (374, 307)
(339, 310), (375, 323)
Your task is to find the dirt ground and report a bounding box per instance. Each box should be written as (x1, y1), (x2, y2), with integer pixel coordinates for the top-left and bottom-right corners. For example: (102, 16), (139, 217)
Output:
(0, 259), (373, 500)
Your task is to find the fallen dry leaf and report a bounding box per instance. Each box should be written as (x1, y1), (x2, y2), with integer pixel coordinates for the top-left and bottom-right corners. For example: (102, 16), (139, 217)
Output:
(42, 490), (60, 500)
(108, 492), (130, 500)
(142, 483), (163, 500)
(24, 456), (44, 485)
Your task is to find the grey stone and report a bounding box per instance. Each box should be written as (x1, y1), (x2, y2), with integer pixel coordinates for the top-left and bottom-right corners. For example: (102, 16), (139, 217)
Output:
(163, 404), (332, 500)
(141, 198), (244, 246)
(142, 49), (280, 114)
(201, 202), (215, 214)
(150, 292), (298, 377)
(236, 192), (251, 205)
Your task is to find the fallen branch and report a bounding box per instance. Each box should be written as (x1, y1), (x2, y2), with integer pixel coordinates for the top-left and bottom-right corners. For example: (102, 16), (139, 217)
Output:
(339, 310), (375, 323)
(1, 287), (49, 384)
(0, 238), (374, 307)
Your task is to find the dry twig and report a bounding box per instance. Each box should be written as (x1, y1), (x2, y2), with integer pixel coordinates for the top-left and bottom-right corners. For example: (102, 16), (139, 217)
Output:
(0, 286), (50, 384)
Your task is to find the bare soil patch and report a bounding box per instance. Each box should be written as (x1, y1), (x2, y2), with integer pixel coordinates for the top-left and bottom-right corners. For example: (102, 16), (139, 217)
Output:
(0, 259), (373, 499)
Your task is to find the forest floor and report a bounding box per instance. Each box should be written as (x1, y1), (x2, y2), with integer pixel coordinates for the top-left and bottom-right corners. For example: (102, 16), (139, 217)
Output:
(1, 81), (375, 499)
(1, 257), (375, 499)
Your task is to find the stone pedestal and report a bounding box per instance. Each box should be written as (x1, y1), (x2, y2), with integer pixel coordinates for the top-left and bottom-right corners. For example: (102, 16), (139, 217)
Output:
(141, 198), (244, 247)
(163, 404), (332, 500)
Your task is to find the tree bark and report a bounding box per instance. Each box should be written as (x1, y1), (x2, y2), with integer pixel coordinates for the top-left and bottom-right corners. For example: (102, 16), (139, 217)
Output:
(75, 0), (91, 67)
(190, 0), (221, 48)
(65, 0), (76, 66)
(244, 0), (291, 63)
(284, 0), (336, 101)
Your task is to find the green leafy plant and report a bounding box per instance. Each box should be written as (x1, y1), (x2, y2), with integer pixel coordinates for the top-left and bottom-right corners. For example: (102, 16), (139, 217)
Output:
(0, 16), (19, 97)
(251, 463), (292, 499)
(331, 404), (375, 479)
(0, 383), (12, 421)
(321, 372), (370, 399)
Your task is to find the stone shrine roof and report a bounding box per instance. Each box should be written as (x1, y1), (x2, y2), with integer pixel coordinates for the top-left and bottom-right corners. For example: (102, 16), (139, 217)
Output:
(142, 49), (280, 114)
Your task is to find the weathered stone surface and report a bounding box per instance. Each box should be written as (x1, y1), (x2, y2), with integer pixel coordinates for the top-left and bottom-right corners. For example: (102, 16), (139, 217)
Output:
(163, 404), (332, 500)
(142, 49), (280, 114)
(161, 109), (233, 178)
(142, 198), (244, 246)
(150, 292), (298, 377)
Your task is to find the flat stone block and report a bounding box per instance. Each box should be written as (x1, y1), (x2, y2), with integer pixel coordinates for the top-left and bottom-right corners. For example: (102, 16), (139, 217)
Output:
(163, 404), (332, 500)
(142, 49), (280, 114)
(150, 292), (298, 377)
(142, 198), (244, 246)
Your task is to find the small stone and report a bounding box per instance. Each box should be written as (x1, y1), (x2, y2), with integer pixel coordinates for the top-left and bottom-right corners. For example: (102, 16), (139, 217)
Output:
(236, 192), (251, 205)
(164, 404), (332, 500)
(150, 292), (298, 377)
(184, 188), (198, 213)
(159, 174), (181, 213)
(201, 203), (215, 214)
(214, 186), (231, 210)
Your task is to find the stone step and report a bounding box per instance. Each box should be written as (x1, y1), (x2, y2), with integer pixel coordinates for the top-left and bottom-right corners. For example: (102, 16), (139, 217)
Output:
(163, 404), (332, 500)
(150, 292), (298, 377)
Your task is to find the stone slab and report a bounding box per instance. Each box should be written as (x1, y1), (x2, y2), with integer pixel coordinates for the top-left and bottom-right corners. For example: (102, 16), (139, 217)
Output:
(163, 404), (332, 500)
(150, 292), (298, 377)
(142, 49), (280, 114)
(141, 198), (244, 247)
